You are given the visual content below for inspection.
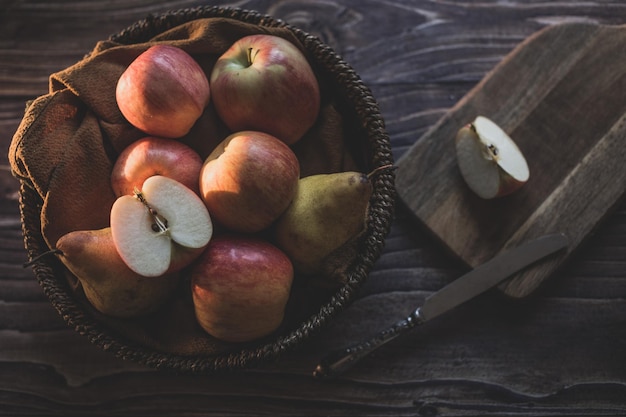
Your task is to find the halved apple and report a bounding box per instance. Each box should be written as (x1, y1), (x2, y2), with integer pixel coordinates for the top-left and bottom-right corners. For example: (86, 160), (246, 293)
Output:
(110, 175), (213, 277)
(455, 116), (529, 199)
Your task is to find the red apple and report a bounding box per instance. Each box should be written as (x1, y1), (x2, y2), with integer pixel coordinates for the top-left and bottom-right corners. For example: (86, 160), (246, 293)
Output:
(210, 34), (320, 145)
(116, 44), (210, 138)
(199, 131), (300, 233)
(191, 234), (294, 343)
(111, 136), (203, 197)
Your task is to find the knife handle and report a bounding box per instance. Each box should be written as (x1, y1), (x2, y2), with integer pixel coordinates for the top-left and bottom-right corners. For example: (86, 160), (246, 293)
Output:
(313, 308), (424, 379)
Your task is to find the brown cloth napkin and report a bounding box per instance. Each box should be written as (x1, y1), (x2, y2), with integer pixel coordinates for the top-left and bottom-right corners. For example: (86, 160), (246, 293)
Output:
(8, 17), (366, 356)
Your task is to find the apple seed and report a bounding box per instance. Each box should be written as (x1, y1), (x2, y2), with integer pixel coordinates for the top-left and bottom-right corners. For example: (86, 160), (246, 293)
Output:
(471, 122), (500, 161)
(133, 187), (169, 236)
(487, 143), (499, 158)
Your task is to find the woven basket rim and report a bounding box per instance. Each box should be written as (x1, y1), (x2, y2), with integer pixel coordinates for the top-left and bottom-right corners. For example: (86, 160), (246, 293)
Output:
(18, 5), (396, 373)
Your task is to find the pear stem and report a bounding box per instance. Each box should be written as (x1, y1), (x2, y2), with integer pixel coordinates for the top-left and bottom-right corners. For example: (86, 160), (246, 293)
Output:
(133, 187), (170, 236)
(23, 249), (63, 267)
(367, 164), (397, 180)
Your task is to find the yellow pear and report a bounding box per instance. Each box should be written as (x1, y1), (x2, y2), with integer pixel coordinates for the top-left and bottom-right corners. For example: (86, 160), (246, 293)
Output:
(55, 227), (180, 318)
(274, 170), (373, 277)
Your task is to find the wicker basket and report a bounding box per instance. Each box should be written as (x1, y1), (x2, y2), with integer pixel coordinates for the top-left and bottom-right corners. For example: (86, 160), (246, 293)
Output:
(17, 5), (395, 372)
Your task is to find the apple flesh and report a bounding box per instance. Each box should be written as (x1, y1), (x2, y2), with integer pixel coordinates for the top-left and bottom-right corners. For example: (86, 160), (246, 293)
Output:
(116, 44), (210, 138)
(111, 136), (203, 197)
(110, 175), (213, 277)
(210, 34), (320, 145)
(455, 116), (529, 199)
(199, 131), (300, 233)
(191, 234), (294, 343)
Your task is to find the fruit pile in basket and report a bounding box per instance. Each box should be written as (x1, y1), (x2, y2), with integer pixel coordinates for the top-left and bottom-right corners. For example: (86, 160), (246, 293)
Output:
(52, 34), (381, 344)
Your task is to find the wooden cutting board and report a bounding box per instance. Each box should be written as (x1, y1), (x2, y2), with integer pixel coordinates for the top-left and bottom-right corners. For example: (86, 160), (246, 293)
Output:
(395, 23), (626, 298)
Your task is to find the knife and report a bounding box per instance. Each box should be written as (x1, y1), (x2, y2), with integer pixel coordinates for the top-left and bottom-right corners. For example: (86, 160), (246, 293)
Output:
(313, 233), (569, 379)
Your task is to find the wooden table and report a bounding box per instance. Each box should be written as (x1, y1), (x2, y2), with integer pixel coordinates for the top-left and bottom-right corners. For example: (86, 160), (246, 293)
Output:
(1, 1), (625, 415)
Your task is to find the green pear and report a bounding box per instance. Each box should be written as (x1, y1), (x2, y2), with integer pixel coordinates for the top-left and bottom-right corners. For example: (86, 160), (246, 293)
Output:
(55, 227), (180, 318)
(273, 170), (373, 278)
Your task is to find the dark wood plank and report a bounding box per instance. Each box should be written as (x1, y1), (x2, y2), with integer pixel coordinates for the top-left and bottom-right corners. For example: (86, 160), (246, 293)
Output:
(1, 0), (626, 416)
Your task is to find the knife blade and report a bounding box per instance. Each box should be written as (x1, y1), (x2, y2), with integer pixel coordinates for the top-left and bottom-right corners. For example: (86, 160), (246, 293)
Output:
(313, 233), (568, 379)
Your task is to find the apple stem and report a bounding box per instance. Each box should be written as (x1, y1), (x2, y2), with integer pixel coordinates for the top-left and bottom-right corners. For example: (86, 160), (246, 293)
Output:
(247, 47), (260, 66)
(133, 187), (170, 236)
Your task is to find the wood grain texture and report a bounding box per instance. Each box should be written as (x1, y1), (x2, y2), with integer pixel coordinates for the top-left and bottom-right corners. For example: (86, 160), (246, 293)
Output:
(1, 1), (626, 416)
(394, 22), (626, 298)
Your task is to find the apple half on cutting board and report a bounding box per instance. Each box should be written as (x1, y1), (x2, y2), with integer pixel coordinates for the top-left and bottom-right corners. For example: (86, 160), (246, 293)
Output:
(455, 116), (529, 199)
